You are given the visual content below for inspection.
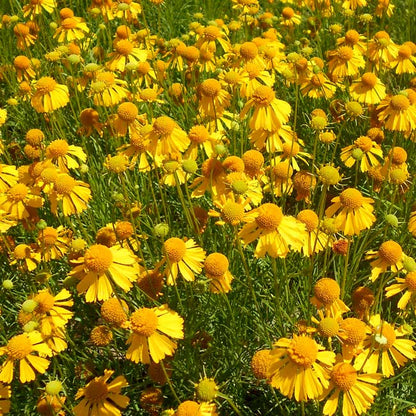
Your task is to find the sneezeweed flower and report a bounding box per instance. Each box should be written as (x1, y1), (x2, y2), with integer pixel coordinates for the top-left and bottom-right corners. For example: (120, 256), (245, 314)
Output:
(90, 325), (113, 347)
(325, 188), (376, 236)
(13, 55), (36, 82)
(268, 334), (335, 401)
(117, 128), (151, 172)
(351, 286), (374, 319)
(54, 11), (89, 43)
(265, 160), (294, 197)
(239, 203), (307, 258)
(240, 85), (291, 132)
(297, 210), (331, 256)
(78, 108), (103, 137)
(191, 158), (226, 198)
(162, 237), (206, 285)
(301, 72), (337, 100)
(10, 243), (40, 271)
(0, 183), (43, 220)
(293, 170), (316, 203)
(73, 370), (129, 416)
(327, 46), (365, 79)
(377, 93), (416, 132)
(106, 39), (147, 72)
(198, 79), (231, 119)
(204, 253), (233, 293)
(46, 139), (87, 173)
(89, 71), (129, 107)
(318, 165), (341, 187)
(340, 135), (383, 172)
(354, 314), (416, 377)
(336, 29), (367, 53)
(368, 31), (399, 70)
(196, 25), (231, 53)
(311, 278), (350, 315)
(126, 304), (184, 364)
(175, 400), (218, 416)
(339, 317), (368, 358)
(31, 76), (69, 113)
(23, 0), (57, 19)
(137, 268), (164, 300)
(349, 72), (387, 105)
(14, 23), (36, 50)
(385, 271), (416, 310)
(208, 196), (250, 226)
(110, 102), (144, 138)
(187, 125), (220, 159)
(0, 331), (52, 383)
(69, 244), (143, 302)
(242, 149), (264, 178)
(391, 44), (416, 74)
(251, 349), (272, 381)
(365, 240), (404, 282)
(320, 359), (381, 416)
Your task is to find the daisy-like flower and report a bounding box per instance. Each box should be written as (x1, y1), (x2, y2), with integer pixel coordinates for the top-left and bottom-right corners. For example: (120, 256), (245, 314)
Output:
(204, 252), (234, 293)
(366, 240), (404, 282)
(186, 125), (220, 159)
(45, 139), (87, 173)
(239, 203), (307, 258)
(340, 136), (383, 172)
(240, 85), (291, 132)
(0, 331), (52, 383)
(325, 188), (376, 236)
(54, 10), (89, 43)
(386, 271), (416, 310)
(354, 314), (416, 377)
(349, 72), (387, 105)
(297, 210), (331, 256)
(31, 76), (69, 113)
(195, 25), (231, 54)
(377, 93), (416, 132)
(14, 23), (36, 50)
(23, 0), (56, 19)
(208, 195), (250, 226)
(73, 369), (129, 416)
(300, 72), (337, 100)
(78, 108), (103, 137)
(368, 31), (399, 70)
(175, 400), (218, 416)
(391, 44), (416, 74)
(280, 7), (301, 27)
(117, 129), (151, 172)
(338, 317), (368, 358)
(238, 62), (274, 99)
(106, 39), (147, 72)
(191, 158), (226, 199)
(49, 174), (91, 216)
(293, 170), (316, 203)
(320, 359), (381, 416)
(311, 278), (350, 315)
(126, 304), (184, 364)
(13, 55), (36, 82)
(69, 243), (143, 302)
(10, 243), (40, 271)
(163, 237), (206, 285)
(268, 334), (335, 401)
(265, 160), (294, 197)
(327, 46), (365, 79)
(336, 29), (367, 54)
(0, 164), (19, 192)
(110, 102), (144, 138)
(89, 71), (129, 107)
(198, 79), (231, 120)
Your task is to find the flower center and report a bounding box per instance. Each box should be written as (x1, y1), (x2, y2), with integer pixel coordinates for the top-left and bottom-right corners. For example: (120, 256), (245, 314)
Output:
(378, 241), (402, 265)
(252, 85), (275, 106)
(14, 55), (31, 70)
(405, 272), (416, 291)
(318, 317), (339, 337)
(204, 26), (220, 40)
(243, 150), (263, 176)
(130, 308), (158, 336)
(361, 72), (377, 88)
(337, 46), (354, 61)
(101, 298), (128, 325)
(391, 147), (407, 164)
(61, 17), (78, 29)
(282, 141), (300, 157)
(164, 237), (186, 263)
(189, 125), (209, 144)
(273, 161), (293, 179)
(40, 167), (58, 184)
(7, 334), (33, 360)
(287, 335), (318, 368)
(55, 174), (76, 194)
(200, 79), (221, 98)
(140, 89), (158, 101)
(8, 183), (28, 202)
(204, 253), (229, 276)
(153, 116), (176, 135)
(314, 278), (340, 305)
(195, 378), (218, 402)
(115, 39), (134, 55)
(41, 227), (58, 246)
(255, 203), (283, 230)
(25, 129), (44, 146)
(34, 291), (55, 314)
(355, 136), (373, 152)
(176, 400), (200, 416)
(345, 29), (360, 45)
(282, 6), (295, 18)
(84, 245), (113, 273)
(222, 201), (244, 224)
(374, 322), (396, 349)
(331, 363), (357, 391)
(36, 77), (57, 94)
(339, 188), (364, 209)
(399, 45), (412, 59)
(390, 95), (410, 111)
(201, 158), (223, 178)
(340, 318), (367, 345)
(297, 210), (319, 232)
(47, 140), (69, 158)
(84, 380), (109, 403)
(319, 166), (340, 185)
(14, 244), (31, 259)
(240, 42), (258, 60)
(117, 102), (138, 122)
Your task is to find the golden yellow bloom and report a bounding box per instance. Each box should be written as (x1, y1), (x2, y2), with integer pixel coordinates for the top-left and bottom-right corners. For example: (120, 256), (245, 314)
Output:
(31, 77), (69, 113)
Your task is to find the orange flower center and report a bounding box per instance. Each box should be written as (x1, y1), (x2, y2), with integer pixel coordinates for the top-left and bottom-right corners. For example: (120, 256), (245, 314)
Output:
(337, 46), (354, 61)
(136, 61), (151, 75)
(41, 227), (58, 246)
(25, 129), (44, 146)
(361, 72), (378, 88)
(153, 116), (176, 135)
(282, 6), (295, 18)
(378, 241), (402, 265)
(282, 141), (300, 157)
(14, 244), (31, 259)
(314, 278), (340, 305)
(310, 74), (325, 87)
(390, 95), (410, 111)
(101, 298), (128, 325)
(287, 336), (318, 368)
(189, 125), (209, 144)
(345, 29), (360, 45)
(355, 136), (373, 152)
(140, 88), (158, 101)
(339, 188), (364, 209)
(164, 237), (186, 263)
(117, 102), (138, 122)
(130, 308), (158, 336)
(297, 209), (319, 232)
(340, 318), (366, 346)
(405, 272), (416, 291)
(61, 17), (78, 30)
(243, 150), (263, 176)
(176, 400), (200, 416)
(399, 45), (412, 59)
(84, 245), (113, 273)
(14, 55), (31, 70)
(8, 183), (28, 202)
(255, 203), (283, 230)
(34, 291), (56, 314)
(7, 334), (33, 360)
(115, 39), (134, 55)
(374, 322), (396, 349)
(391, 147), (407, 164)
(201, 158), (223, 178)
(47, 139), (69, 158)
(84, 379), (109, 403)
(204, 253), (229, 276)
(40, 167), (58, 184)
(273, 161), (293, 179)
(115, 221), (134, 240)
(36, 77), (57, 94)
(55, 174), (76, 194)
(318, 317), (339, 337)
(200, 79), (221, 98)
(331, 363), (357, 391)
(252, 85), (275, 106)
(245, 62), (262, 79)
(222, 201), (245, 224)
(204, 26), (220, 40)
(240, 42), (258, 60)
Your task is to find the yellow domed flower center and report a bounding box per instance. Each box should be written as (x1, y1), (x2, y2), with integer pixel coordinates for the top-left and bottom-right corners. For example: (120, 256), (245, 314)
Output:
(282, 6), (295, 18)
(355, 136), (373, 152)
(340, 318), (367, 345)
(339, 188), (364, 209)
(297, 210), (319, 232)
(41, 227), (58, 246)
(294, 171), (315, 190)
(345, 29), (360, 45)
(374, 322), (396, 349)
(252, 85), (275, 106)
(47, 139), (69, 158)
(200, 79), (221, 98)
(399, 45), (412, 59)
(189, 125), (209, 144)
(314, 278), (340, 305)
(204, 26), (220, 40)
(391, 147), (407, 164)
(337, 46), (354, 61)
(26, 129), (44, 146)
(287, 335), (318, 368)
(251, 349), (271, 380)
(255, 203), (283, 230)
(230, 178), (248, 195)
(318, 165), (340, 185)
(331, 363), (357, 391)
(84, 379), (109, 403)
(153, 116), (176, 135)
(115, 221), (134, 240)
(273, 161), (293, 179)
(61, 17), (78, 29)
(243, 150), (264, 175)
(177, 400), (200, 416)
(8, 183), (28, 202)
(195, 378), (218, 402)
(130, 308), (158, 336)
(115, 39), (134, 55)
(7, 334), (33, 360)
(201, 158), (223, 178)
(222, 201), (244, 224)
(390, 95), (410, 111)
(405, 272), (416, 291)
(390, 168), (408, 185)
(378, 241), (402, 265)
(96, 72), (115, 86)
(136, 61), (151, 75)
(107, 155), (129, 173)
(101, 298), (128, 325)
(318, 317), (339, 337)
(55, 175), (76, 194)
(164, 237), (186, 263)
(282, 141), (300, 157)
(36, 77), (57, 94)
(41, 167), (58, 184)
(245, 62), (262, 79)
(117, 102), (138, 122)
(205, 253), (229, 276)
(84, 244), (113, 274)
(240, 42), (258, 60)
(361, 72), (377, 88)
(14, 56), (31, 70)
(14, 244), (31, 259)
(223, 70), (241, 85)
(140, 88), (158, 101)
(34, 291), (55, 314)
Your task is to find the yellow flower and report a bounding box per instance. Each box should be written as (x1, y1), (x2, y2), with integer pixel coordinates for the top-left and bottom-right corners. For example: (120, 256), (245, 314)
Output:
(31, 77), (69, 113)
(73, 369), (129, 416)
(310, 278), (350, 315)
(204, 252), (234, 293)
(386, 271), (416, 310)
(340, 136), (383, 172)
(349, 72), (386, 105)
(106, 39), (147, 72)
(54, 13), (89, 43)
(377, 93), (416, 132)
(45, 139), (87, 173)
(126, 304), (184, 364)
(37, 226), (71, 261)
